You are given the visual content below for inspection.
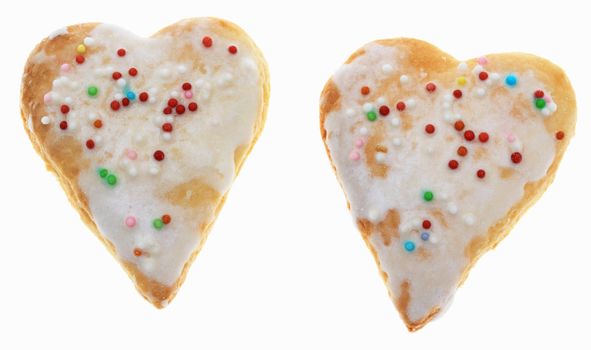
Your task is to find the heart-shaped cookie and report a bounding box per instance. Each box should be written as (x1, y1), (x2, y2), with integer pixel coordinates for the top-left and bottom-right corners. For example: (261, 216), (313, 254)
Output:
(320, 38), (576, 330)
(21, 18), (269, 307)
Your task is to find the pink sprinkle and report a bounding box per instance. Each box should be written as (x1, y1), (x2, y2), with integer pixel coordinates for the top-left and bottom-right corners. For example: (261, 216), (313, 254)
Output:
(184, 91), (193, 99)
(544, 96), (552, 103)
(507, 133), (516, 143)
(125, 216), (137, 228)
(354, 139), (364, 148)
(126, 149), (138, 160)
(349, 150), (360, 161)
(478, 56), (488, 65)
(60, 63), (71, 72)
(43, 92), (52, 104)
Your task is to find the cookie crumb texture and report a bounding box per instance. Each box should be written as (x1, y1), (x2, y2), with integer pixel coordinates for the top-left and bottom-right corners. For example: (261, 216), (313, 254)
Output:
(320, 38), (575, 331)
(21, 18), (269, 307)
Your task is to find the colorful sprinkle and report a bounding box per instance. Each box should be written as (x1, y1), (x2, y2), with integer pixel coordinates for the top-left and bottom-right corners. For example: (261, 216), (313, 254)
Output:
(396, 101), (406, 111)
(421, 232), (430, 241)
(457, 146), (468, 157)
(478, 132), (489, 143)
(117, 48), (126, 57)
(128, 67), (138, 76)
(162, 214), (171, 225)
(423, 191), (434, 202)
(511, 152), (523, 164)
(75, 55), (85, 64)
(379, 105), (390, 116)
(349, 150), (360, 160)
(448, 159), (459, 170)
(425, 124), (436, 134)
(153, 150), (165, 161)
(85, 139), (95, 149)
(188, 102), (198, 112)
(202, 36), (213, 48)
(425, 82), (437, 93)
(112, 72), (122, 80)
(87, 86), (98, 97)
(228, 45), (238, 54)
(59, 121), (68, 130)
(106, 174), (117, 186)
(93, 119), (103, 128)
(366, 111), (377, 122)
(162, 123), (173, 132)
(453, 89), (463, 99)
(505, 74), (518, 87)
(535, 98), (546, 109)
(139, 92), (149, 102)
(76, 44), (86, 54)
(464, 130), (475, 141)
(556, 131), (565, 140)
(153, 218), (164, 230)
(60, 105), (70, 114)
(454, 120), (465, 131)
(404, 240), (416, 252)
(478, 72), (489, 81)
(477, 169), (486, 178)
(534, 90), (544, 98)
(456, 76), (467, 86)
(422, 220), (432, 229)
(98, 168), (108, 178)
(125, 216), (136, 228)
(126, 91), (136, 100)
(360, 86), (370, 95)
(133, 248), (143, 257)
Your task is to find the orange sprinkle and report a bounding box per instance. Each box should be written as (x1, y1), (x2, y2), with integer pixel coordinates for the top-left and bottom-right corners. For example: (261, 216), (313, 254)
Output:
(162, 214), (171, 225)
(360, 86), (370, 95)
(93, 119), (103, 128)
(133, 248), (143, 257)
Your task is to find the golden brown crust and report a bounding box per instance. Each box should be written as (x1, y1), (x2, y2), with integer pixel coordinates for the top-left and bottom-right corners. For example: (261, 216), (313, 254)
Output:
(320, 38), (576, 331)
(21, 18), (270, 308)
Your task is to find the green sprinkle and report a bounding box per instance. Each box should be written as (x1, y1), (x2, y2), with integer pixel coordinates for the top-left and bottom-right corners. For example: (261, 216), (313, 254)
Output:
(106, 174), (117, 186)
(423, 191), (434, 202)
(153, 218), (164, 230)
(87, 86), (98, 97)
(535, 98), (546, 109)
(366, 111), (377, 122)
(98, 168), (108, 178)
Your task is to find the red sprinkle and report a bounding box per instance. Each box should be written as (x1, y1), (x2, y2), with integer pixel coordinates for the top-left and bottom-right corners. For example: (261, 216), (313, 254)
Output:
(511, 152), (523, 164)
(457, 146), (468, 157)
(464, 130), (475, 141)
(162, 214), (171, 224)
(182, 82), (192, 91)
(168, 98), (178, 107)
(153, 150), (165, 161)
(448, 159), (459, 170)
(453, 89), (463, 99)
(121, 97), (130, 107)
(534, 90), (545, 98)
(139, 92), (149, 102)
(60, 105), (70, 114)
(426, 82), (437, 93)
(128, 67), (138, 76)
(86, 139), (95, 149)
(379, 105), (390, 116)
(175, 104), (186, 115)
(477, 169), (486, 178)
(556, 131), (565, 140)
(360, 86), (370, 95)
(425, 124), (436, 134)
(478, 132), (489, 143)
(59, 121), (68, 130)
(112, 72), (122, 80)
(422, 220), (432, 229)
(162, 123), (173, 132)
(228, 45), (238, 54)
(396, 101), (406, 111)
(117, 48), (126, 57)
(110, 100), (121, 111)
(188, 102), (198, 112)
(163, 107), (173, 115)
(75, 55), (85, 64)
(454, 120), (465, 131)
(479, 72), (489, 81)
(202, 36), (213, 48)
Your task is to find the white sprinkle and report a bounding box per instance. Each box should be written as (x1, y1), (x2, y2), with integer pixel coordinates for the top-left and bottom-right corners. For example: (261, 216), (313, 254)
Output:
(511, 140), (523, 152)
(426, 146), (434, 154)
(88, 113), (97, 121)
(368, 209), (379, 221)
(439, 192), (449, 201)
(362, 103), (373, 113)
(390, 117), (400, 127)
(117, 79), (126, 87)
(149, 87), (158, 95)
(457, 62), (468, 72)
(149, 166), (160, 175)
(153, 115), (164, 125)
(541, 108), (551, 117)
(443, 102), (451, 110)
(399, 75), (409, 84)
(94, 135), (102, 144)
(83, 37), (95, 46)
(549, 102), (558, 112)
(359, 127), (368, 135)
(447, 202), (458, 215)
(134, 134), (144, 143)
(475, 88), (486, 97)
(158, 68), (170, 77)
(128, 167), (137, 177)
(177, 65), (187, 74)
(375, 153), (386, 162)
(382, 64), (394, 74)
(53, 79), (63, 87)
(345, 108), (355, 117)
(443, 113), (454, 123)
(241, 58), (257, 71)
(162, 133), (172, 141)
(406, 98), (416, 109)
(489, 73), (500, 83)
(122, 158), (129, 166)
(430, 235), (438, 244)
(472, 64), (484, 75)
(411, 218), (421, 228)
(444, 94), (453, 102)
(376, 97), (387, 105)
(392, 138), (402, 146)
(114, 93), (123, 100)
(463, 213), (475, 226)
(40, 116), (51, 125)
(69, 81), (79, 89)
(148, 97), (156, 104)
(64, 96), (73, 104)
(68, 121), (76, 130)
(164, 116), (174, 123)
(170, 91), (180, 98)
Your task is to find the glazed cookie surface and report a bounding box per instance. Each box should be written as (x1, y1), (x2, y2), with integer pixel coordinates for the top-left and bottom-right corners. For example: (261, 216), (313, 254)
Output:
(320, 38), (575, 330)
(21, 18), (269, 307)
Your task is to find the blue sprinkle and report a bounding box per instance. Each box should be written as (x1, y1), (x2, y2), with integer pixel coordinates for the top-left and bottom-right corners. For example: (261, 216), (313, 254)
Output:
(404, 240), (416, 252)
(421, 232), (430, 241)
(505, 74), (518, 87)
(126, 91), (136, 100)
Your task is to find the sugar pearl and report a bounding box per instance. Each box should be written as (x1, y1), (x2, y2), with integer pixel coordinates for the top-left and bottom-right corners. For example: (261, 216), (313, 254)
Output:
(376, 97), (387, 105)
(463, 214), (475, 226)
(399, 75), (409, 84)
(375, 153), (386, 162)
(475, 88), (486, 97)
(362, 103), (373, 113)
(149, 166), (160, 175)
(382, 64), (393, 74)
(171, 91), (180, 98)
(405, 99), (416, 109)
(391, 117), (401, 127)
(177, 65), (187, 74)
(117, 79), (127, 87)
(345, 108), (355, 117)
(447, 202), (458, 215)
(83, 37), (95, 46)
(392, 138), (402, 146)
(359, 127), (368, 135)
(457, 62), (468, 72)
(162, 133), (172, 141)
(40, 116), (51, 125)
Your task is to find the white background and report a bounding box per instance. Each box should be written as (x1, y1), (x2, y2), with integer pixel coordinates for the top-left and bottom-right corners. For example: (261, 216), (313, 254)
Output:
(1, 0), (589, 348)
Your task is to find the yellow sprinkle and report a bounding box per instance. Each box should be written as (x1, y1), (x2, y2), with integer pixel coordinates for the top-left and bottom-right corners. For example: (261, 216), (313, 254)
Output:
(76, 44), (86, 54)
(456, 76), (467, 86)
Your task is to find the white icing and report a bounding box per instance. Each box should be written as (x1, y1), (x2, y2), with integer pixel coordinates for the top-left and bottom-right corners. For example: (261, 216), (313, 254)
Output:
(324, 42), (557, 323)
(48, 27), (68, 39)
(40, 21), (263, 287)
